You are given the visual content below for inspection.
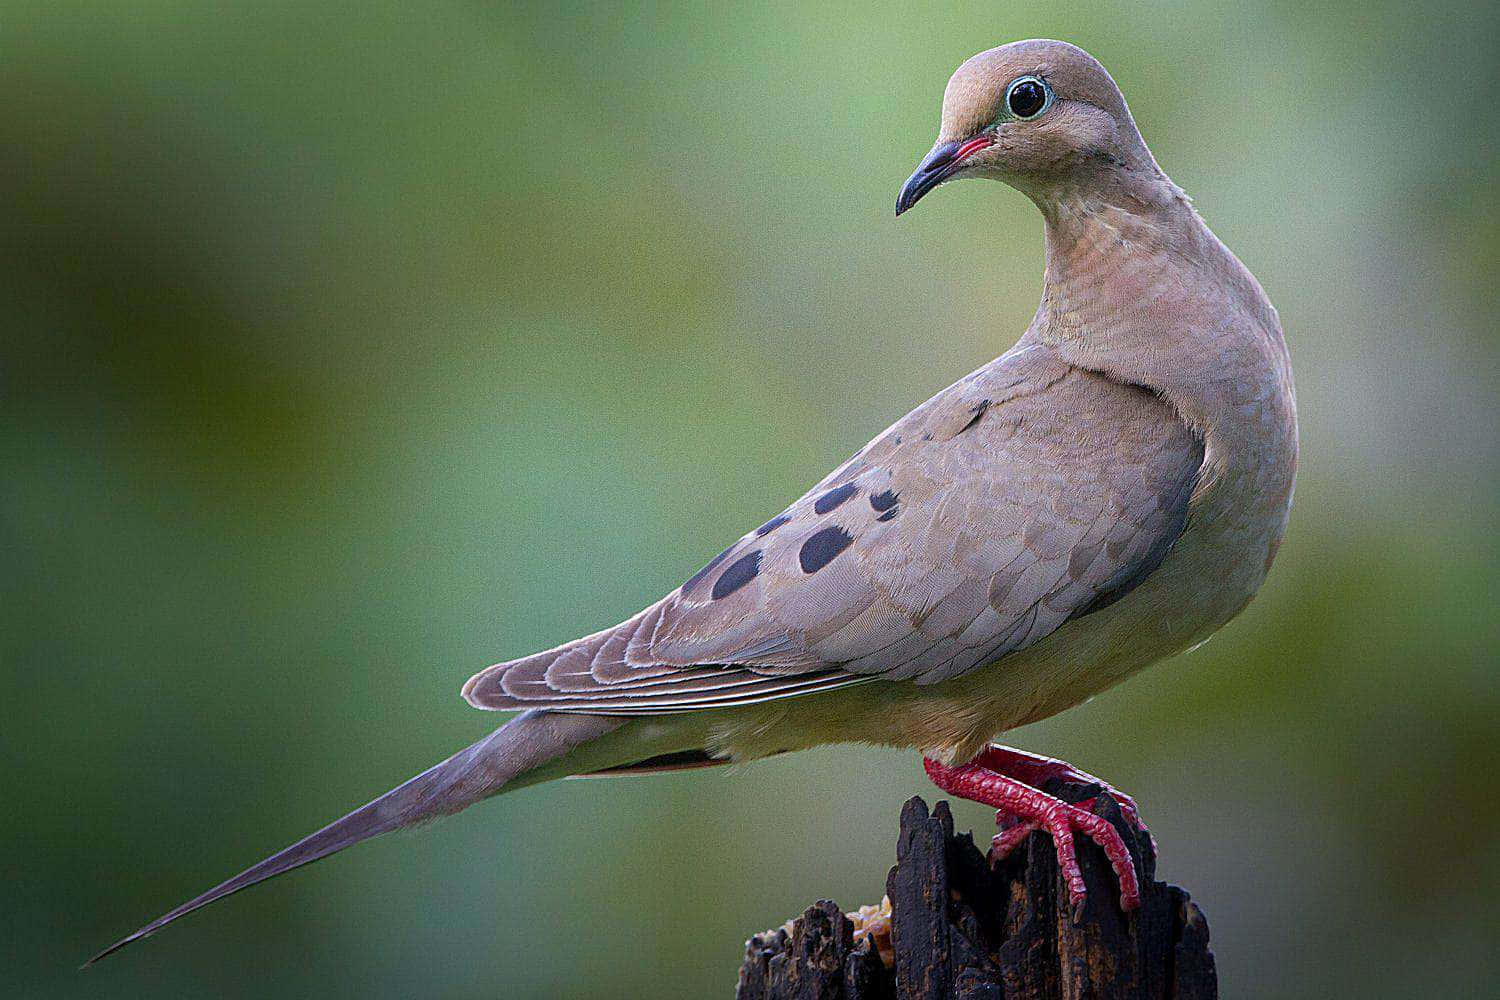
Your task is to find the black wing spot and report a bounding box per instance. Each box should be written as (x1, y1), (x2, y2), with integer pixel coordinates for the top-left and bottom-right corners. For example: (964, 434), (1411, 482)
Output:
(755, 513), (791, 537)
(799, 526), (854, 574)
(869, 490), (899, 512)
(814, 482), (858, 515)
(958, 399), (990, 436)
(683, 544), (735, 593)
(711, 550), (762, 600)
(876, 508), (900, 522)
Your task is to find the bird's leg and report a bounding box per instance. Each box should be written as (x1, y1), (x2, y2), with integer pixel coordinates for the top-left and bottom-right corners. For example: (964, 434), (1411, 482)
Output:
(922, 755), (1142, 915)
(973, 744), (1154, 851)
(990, 810), (1044, 859)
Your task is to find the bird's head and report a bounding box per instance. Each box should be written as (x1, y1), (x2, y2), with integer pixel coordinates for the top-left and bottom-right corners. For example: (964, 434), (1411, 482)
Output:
(895, 39), (1157, 215)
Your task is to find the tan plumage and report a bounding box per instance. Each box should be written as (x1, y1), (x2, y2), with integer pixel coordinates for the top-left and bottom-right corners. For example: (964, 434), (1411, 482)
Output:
(462, 39), (1296, 766)
(95, 39), (1296, 960)
(462, 349), (1203, 712)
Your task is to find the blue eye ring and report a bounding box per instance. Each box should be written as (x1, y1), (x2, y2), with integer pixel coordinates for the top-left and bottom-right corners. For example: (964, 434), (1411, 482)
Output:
(1005, 76), (1052, 120)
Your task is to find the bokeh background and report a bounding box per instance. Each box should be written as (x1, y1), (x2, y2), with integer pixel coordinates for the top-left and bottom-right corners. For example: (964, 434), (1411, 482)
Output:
(4, 2), (1497, 997)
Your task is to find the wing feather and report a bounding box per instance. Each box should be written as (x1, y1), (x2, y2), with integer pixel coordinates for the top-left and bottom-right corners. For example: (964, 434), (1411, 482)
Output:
(462, 342), (1203, 712)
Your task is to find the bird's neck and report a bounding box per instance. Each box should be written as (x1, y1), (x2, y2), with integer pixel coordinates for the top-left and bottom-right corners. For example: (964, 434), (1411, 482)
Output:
(1030, 180), (1292, 451)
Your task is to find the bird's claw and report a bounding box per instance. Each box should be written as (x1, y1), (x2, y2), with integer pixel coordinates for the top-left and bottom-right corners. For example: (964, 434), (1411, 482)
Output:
(924, 749), (1147, 918)
(988, 796), (1142, 915)
(976, 744), (1156, 854)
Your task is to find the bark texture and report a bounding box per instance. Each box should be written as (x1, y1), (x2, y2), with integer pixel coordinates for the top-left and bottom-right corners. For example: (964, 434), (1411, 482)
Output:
(737, 789), (1216, 999)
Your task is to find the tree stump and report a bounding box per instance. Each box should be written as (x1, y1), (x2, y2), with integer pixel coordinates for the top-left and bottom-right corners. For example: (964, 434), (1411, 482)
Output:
(737, 788), (1216, 999)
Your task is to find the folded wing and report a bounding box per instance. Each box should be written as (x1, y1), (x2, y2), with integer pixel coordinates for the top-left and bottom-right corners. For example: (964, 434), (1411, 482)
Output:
(462, 344), (1203, 714)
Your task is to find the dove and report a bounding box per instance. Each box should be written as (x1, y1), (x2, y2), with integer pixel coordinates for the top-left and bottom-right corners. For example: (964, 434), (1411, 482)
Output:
(91, 38), (1296, 962)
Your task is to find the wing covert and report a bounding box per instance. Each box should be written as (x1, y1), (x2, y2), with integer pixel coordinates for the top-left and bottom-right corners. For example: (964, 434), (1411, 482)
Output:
(462, 343), (1203, 711)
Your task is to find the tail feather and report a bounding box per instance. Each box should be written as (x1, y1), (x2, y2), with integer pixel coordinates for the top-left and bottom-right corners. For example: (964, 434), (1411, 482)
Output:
(87, 711), (627, 965)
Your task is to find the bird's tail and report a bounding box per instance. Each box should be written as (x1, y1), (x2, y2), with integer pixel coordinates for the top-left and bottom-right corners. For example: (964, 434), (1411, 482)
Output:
(88, 710), (685, 964)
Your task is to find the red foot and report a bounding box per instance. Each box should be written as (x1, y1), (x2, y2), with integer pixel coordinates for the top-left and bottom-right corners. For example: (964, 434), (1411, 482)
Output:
(974, 744), (1155, 853)
(923, 752), (1144, 916)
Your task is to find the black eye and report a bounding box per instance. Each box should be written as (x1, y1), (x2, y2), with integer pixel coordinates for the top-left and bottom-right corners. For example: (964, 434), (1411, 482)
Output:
(1007, 78), (1047, 119)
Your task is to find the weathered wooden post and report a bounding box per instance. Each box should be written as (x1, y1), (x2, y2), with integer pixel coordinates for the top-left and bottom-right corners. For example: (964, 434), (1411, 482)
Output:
(737, 786), (1216, 999)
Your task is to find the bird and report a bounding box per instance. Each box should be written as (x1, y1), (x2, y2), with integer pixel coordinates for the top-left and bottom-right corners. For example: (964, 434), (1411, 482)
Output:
(91, 38), (1296, 962)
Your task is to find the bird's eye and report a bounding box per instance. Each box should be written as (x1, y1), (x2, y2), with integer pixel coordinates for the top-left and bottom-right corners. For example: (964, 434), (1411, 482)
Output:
(1006, 77), (1048, 119)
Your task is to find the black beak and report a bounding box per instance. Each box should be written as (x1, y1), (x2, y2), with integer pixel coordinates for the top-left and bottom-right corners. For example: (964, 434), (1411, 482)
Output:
(895, 134), (994, 216)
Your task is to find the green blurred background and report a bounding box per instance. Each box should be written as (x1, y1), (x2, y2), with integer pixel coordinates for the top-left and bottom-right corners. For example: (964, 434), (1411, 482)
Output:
(4, 2), (1496, 997)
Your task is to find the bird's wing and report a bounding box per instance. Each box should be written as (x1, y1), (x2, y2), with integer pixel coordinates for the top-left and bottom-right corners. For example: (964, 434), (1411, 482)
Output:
(462, 343), (1203, 714)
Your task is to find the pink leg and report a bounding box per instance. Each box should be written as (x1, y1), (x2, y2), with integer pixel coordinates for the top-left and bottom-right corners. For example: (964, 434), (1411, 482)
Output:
(923, 755), (1143, 915)
(974, 744), (1155, 852)
(990, 814), (1042, 859)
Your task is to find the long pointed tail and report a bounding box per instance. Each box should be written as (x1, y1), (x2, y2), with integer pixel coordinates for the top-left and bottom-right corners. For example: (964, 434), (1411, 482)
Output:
(88, 711), (629, 965)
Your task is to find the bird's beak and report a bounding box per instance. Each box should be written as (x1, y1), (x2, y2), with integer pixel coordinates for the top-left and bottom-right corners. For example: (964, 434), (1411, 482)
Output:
(895, 134), (994, 216)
